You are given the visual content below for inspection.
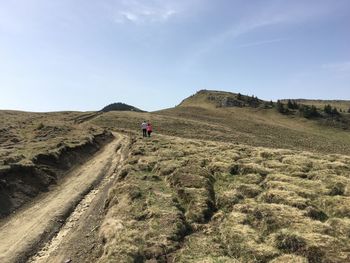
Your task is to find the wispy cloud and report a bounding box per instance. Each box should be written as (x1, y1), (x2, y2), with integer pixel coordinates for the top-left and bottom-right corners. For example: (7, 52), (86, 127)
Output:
(235, 38), (288, 48)
(183, 1), (339, 68)
(183, 15), (290, 68)
(111, 0), (179, 24)
(322, 62), (350, 73)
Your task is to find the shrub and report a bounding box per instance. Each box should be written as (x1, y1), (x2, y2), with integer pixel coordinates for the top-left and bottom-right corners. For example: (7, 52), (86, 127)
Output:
(229, 164), (240, 175)
(299, 105), (319, 119)
(304, 206), (328, 222)
(324, 104), (340, 116)
(329, 182), (346, 196)
(276, 100), (287, 114)
(331, 107), (340, 116)
(36, 122), (44, 130)
(274, 230), (307, 253)
(324, 104), (332, 114)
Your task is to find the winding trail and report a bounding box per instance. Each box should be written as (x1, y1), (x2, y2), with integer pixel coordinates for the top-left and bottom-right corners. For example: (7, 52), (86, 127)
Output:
(0, 132), (128, 263)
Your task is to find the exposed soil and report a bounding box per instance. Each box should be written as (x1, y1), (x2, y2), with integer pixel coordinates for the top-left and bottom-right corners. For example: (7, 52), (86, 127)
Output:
(28, 133), (129, 263)
(0, 131), (113, 218)
(0, 133), (128, 263)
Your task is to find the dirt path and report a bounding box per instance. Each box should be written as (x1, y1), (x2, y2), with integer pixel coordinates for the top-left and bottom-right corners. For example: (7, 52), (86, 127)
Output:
(0, 132), (128, 263)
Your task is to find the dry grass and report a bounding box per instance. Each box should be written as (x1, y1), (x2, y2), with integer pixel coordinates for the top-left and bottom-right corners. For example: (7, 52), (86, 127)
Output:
(3, 92), (350, 262)
(0, 110), (105, 168)
(99, 133), (350, 262)
(90, 100), (350, 156)
(0, 110), (110, 217)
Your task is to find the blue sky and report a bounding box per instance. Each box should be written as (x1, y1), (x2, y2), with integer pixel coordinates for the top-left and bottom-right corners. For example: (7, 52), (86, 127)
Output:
(0, 0), (349, 112)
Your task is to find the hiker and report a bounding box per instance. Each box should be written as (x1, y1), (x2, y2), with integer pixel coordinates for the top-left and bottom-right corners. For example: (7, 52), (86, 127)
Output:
(147, 122), (153, 137)
(141, 120), (147, 137)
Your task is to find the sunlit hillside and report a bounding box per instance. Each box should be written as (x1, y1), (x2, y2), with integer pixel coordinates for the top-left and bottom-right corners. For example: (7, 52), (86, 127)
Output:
(91, 90), (350, 155)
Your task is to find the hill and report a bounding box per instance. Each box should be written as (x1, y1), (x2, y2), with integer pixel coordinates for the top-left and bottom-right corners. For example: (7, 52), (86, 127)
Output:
(179, 89), (265, 108)
(1, 90), (350, 263)
(91, 90), (350, 155)
(101, 102), (144, 113)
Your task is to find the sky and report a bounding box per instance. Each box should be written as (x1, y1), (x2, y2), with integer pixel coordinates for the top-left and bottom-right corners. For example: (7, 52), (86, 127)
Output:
(0, 0), (349, 112)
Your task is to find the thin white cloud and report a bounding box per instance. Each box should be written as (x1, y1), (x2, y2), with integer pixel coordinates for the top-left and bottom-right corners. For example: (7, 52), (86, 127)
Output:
(183, 1), (339, 68)
(183, 16), (289, 68)
(322, 62), (350, 73)
(111, 0), (179, 24)
(236, 38), (288, 48)
(322, 61), (350, 72)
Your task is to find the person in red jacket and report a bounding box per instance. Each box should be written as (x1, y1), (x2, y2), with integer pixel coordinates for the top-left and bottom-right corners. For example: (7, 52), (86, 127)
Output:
(146, 122), (153, 137)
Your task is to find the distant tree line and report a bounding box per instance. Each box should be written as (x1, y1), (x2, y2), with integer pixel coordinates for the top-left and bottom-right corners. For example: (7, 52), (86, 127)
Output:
(323, 104), (340, 116)
(235, 95), (348, 119)
(299, 105), (319, 118)
(275, 100), (343, 119)
(236, 93), (261, 108)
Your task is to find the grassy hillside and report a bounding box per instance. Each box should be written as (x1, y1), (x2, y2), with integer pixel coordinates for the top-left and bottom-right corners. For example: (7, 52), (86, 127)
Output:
(2, 90), (350, 262)
(90, 90), (350, 155)
(99, 134), (350, 262)
(0, 110), (106, 166)
(179, 89), (264, 108)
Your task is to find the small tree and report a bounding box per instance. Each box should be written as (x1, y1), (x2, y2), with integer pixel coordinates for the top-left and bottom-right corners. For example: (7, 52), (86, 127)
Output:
(270, 100), (274, 107)
(310, 105), (319, 118)
(331, 107), (340, 116)
(348, 107), (350, 113)
(237, 93), (242, 100)
(276, 100), (287, 114)
(324, 104), (332, 114)
(299, 105), (319, 119)
(287, 100), (299, 109)
(293, 101), (299, 109)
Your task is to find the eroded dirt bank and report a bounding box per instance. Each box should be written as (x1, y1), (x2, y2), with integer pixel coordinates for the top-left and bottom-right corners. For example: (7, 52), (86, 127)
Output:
(0, 130), (113, 218)
(0, 133), (127, 263)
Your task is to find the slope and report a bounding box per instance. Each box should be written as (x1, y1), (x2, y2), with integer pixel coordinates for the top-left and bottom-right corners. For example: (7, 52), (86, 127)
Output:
(90, 90), (350, 155)
(98, 133), (350, 262)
